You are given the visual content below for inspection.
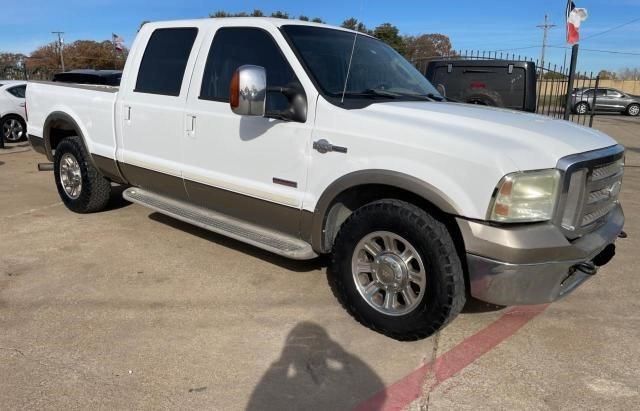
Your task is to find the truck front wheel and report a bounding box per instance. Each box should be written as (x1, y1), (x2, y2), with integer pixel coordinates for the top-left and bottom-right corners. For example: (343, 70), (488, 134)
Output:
(329, 199), (466, 341)
(54, 136), (112, 213)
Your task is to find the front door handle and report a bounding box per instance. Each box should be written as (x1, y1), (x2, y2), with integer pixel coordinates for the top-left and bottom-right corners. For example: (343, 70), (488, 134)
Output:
(313, 139), (347, 154)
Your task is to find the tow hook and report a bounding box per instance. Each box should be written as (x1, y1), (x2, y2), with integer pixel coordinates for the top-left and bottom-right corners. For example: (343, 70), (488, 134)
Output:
(38, 163), (54, 171)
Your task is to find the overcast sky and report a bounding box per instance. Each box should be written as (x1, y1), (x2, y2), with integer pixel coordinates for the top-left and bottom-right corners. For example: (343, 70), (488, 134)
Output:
(1, 0), (639, 73)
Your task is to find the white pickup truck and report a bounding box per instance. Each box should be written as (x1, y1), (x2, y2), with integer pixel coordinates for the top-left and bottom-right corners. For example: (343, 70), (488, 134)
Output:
(27, 18), (625, 340)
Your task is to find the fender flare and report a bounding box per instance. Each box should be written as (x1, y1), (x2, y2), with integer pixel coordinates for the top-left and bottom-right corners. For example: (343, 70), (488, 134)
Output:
(309, 170), (462, 253)
(42, 111), (93, 165)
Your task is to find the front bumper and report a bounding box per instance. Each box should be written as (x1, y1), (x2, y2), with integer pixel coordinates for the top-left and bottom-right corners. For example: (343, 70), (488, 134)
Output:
(458, 203), (624, 306)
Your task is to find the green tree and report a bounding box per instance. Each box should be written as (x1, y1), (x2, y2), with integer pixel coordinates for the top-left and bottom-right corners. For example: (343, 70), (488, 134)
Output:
(311, 17), (325, 23)
(372, 23), (404, 54)
(211, 10), (230, 17)
(250, 9), (264, 17)
(341, 17), (369, 33)
(298, 15), (309, 21)
(270, 11), (289, 19)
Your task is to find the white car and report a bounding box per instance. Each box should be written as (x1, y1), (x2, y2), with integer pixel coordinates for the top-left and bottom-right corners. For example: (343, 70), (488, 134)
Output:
(0, 80), (27, 143)
(26, 18), (625, 340)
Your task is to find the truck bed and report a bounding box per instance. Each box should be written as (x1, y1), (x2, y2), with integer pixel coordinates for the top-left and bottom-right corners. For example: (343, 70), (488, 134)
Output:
(26, 80), (119, 160)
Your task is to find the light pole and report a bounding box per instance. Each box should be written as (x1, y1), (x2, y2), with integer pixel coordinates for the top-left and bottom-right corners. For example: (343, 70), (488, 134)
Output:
(52, 31), (65, 71)
(537, 14), (556, 73)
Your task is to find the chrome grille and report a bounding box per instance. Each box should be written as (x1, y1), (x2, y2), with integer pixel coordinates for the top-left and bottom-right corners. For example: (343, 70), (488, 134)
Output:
(591, 160), (623, 181)
(580, 161), (623, 228)
(556, 145), (625, 237)
(582, 203), (617, 226)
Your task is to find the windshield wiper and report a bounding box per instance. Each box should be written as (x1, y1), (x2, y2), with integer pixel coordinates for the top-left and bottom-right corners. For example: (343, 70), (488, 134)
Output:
(340, 89), (443, 102)
(341, 89), (402, 99)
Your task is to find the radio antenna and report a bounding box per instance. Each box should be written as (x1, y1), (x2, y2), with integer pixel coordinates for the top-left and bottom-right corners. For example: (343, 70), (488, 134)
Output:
(341, 0), (365, 104)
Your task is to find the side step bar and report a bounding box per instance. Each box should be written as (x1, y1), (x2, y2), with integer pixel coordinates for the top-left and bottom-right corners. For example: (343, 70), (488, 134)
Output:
(123, 187), (317, 260)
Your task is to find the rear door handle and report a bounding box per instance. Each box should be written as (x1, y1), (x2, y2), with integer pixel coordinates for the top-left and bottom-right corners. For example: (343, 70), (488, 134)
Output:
(313, 139), (347, 154)
(186, 115), (196, 132)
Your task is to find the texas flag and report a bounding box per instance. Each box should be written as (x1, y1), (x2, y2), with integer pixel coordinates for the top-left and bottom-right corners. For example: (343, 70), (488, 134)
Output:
(566, 1), (588, 44)
(112, 33), (125, 51)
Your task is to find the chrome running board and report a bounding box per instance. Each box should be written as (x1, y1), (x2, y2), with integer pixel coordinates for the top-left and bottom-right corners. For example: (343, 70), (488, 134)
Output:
(123, 187), (317, 260)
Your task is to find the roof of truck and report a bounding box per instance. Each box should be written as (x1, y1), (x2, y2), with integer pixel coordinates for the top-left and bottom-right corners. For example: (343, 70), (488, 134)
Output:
(0, 80), (26, 88)
(142, 17), (371, 37)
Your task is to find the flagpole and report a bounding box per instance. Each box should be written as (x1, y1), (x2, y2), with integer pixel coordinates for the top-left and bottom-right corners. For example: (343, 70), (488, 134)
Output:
(564, 44), (579, 120)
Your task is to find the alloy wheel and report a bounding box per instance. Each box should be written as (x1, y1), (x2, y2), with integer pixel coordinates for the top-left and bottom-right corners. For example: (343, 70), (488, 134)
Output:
(2, 118), (24, 142)
(576, 103), (588, 115)
(351, 231), (427, 316)
(59, 153), (83, 199)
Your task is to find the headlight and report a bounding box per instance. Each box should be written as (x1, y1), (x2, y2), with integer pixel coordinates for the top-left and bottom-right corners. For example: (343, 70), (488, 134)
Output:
(488, 169), (561, 223)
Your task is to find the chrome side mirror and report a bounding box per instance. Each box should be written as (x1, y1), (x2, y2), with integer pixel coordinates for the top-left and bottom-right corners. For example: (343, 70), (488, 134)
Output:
(230, 65), (266, 116)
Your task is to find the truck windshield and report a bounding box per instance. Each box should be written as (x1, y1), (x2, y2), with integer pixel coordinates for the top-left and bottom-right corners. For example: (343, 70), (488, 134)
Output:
(281, 25), (441, 105)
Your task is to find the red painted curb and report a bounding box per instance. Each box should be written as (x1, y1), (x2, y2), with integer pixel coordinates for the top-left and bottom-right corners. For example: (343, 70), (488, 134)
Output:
(355, 304), (549, 411)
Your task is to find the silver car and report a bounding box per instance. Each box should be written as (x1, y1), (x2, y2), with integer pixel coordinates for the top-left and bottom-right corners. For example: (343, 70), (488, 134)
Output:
(571, 87), (640, 117)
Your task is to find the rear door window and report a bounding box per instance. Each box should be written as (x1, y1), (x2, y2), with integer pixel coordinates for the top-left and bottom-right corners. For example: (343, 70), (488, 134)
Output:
(6, 85), (26, 98)
(135, 27), (198, 96)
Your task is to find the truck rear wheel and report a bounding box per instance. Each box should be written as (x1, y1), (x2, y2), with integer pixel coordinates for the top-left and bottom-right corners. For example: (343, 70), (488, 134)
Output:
(54, 136), (111, 213)
(329, 199), (466, 341)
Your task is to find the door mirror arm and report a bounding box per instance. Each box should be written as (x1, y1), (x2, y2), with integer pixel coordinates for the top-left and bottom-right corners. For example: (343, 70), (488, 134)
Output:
(265, 84), (307, 123)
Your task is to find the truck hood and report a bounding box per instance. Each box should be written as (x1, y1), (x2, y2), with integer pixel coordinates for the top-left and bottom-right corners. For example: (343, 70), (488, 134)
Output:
(358, 101), (618, 171)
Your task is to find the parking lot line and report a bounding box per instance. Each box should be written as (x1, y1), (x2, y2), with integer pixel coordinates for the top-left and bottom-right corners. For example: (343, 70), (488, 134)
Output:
(355, 304), (549, 411)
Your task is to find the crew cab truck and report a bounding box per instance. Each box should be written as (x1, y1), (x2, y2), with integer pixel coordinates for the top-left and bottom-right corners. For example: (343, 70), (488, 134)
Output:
(26, 18), (625, 341)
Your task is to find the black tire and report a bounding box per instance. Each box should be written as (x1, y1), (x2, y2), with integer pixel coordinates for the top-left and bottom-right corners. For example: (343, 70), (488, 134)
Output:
(329, 199), (466, 341)
(467, 96), (497, 106)
(626, 103), (640, 117)
(2, 114), (27, 143)
(53, 136), (111, 213)
(574, 102), (590, 115)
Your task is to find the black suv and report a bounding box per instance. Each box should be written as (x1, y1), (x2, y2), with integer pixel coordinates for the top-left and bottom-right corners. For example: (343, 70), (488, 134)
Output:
(425, 59), (537, 112)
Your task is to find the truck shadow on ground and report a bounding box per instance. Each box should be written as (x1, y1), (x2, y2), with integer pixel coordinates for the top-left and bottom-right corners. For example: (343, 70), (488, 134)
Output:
(246, 321), (385, 411)
(103, 185), (133, 212)
(147, 212), (505, 313)
(148, 212), (327, 273)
